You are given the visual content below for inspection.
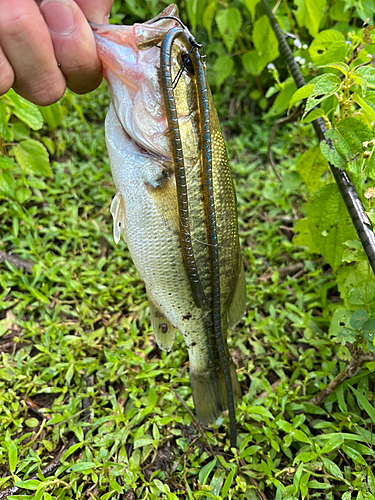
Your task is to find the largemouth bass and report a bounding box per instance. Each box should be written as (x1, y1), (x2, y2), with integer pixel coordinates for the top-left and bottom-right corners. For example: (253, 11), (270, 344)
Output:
(92, 5), (246, 445)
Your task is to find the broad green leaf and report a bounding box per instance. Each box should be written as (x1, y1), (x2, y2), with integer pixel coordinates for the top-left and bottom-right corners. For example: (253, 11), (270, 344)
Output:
(300, 472), (310, 500)
(296, 452), (318, 462)
(319, 62), (349, 76)
(309, 29), (345, 61)
(16, 186), (31, 204)
(293, 462), (304, 492)
(15, 479), (43, 490)
(203, 1), (217, 39)
(354, 66), (375, 89)
(25, 418), (39, 428)
(368, 468), (375, 495)
(71, 461), (96, 472)
(39, 103), (63, 131)
(242, 50), (270, 76)
(0, 99), (12, 141)
(213, 55), (234, 86)
(289, 84), (314, 110)
(109, 480), (123, 493)
(314, 42), (348, 66)
(306, 183), (357, 270)
(14, 139), (52, 177)
(330, 0), (349, 21)
(349, 385), (375, 423)
(216, 8), (242, 52)
(133, 437), (153, 448)
(307, 480), (332, 489)
(292, 430), (311, 443)
(210, 468), (225, 498)
(6, 89), (43, 130)
(199, 458), (216, 485)
(305, 74), (341, 115)
(245, 405), (274, 419)
(354, 93), (375, 122)
(301, 108), (325, 124)
(293, 217), (320, 254)
(148, 387), (157, 407)
(8, 441), (17, 473)
(294, 0), (326, 37)
(321, 457), (344, 479)
(0, 171), (15, 197)
(253, 15), (279, 65)
(342, 443), (367, 465)
(350, 309), (368, 329)
(297, 144), (328, 193)
(244, 0), (261, 20)
(221, 469), (236, 498)
(264, 80), (297, 118)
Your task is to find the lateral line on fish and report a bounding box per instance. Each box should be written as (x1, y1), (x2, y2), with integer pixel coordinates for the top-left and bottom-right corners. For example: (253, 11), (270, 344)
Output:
(161, 26), (237, 448)
(160, 27), (206, 309)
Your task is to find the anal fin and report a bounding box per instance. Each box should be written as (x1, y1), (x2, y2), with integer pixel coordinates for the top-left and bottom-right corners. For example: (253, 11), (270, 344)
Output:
(148, 292), (176, 352)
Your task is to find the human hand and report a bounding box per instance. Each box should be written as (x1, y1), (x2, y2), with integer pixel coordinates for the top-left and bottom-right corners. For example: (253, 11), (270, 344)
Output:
(0, 0), (114, 105)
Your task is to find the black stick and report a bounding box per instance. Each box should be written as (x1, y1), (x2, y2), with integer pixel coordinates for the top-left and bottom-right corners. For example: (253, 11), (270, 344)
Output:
(261, 0), (375, 274)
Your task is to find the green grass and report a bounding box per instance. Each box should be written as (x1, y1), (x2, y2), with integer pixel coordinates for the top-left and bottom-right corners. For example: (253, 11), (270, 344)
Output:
(0, 84), (375, 500)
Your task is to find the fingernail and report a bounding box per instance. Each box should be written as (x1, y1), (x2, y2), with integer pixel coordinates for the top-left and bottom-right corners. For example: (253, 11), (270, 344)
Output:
(41, 0), (76, 36)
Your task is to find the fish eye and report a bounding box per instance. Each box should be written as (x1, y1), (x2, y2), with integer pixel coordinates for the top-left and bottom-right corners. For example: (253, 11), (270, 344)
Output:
(179, 51), (194, 75)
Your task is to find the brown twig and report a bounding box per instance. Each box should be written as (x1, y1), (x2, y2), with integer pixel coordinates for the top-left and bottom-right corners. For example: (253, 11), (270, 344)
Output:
(0, 251), (34, 273)
(174, 392), (213, 453)
(310, 350), (375, 406)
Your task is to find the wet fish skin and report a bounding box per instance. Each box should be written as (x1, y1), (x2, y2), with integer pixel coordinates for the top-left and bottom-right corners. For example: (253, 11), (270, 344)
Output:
(92, 5), (246, 425)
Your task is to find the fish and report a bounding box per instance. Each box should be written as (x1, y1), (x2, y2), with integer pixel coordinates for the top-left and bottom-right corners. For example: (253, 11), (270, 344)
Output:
(92, 5), (246, 445)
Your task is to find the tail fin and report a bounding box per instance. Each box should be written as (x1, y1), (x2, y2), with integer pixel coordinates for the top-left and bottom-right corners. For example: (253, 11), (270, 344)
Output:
(189, 360), (241, 425)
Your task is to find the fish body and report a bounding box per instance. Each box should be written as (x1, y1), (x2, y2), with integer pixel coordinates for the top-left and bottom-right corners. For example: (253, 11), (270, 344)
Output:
(93, 5), (246, 427)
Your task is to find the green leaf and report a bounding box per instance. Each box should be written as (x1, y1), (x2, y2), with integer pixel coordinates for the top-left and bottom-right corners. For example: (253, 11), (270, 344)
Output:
(289, 84), (314, 110)
(294, 0), (327, 37)
(354, 66), (375, 89)
(297, 144), (328, 193)
(213, 55), (234, 86)
(350, 309), (368, 329)
(221, 469), (236, 498)
(305, 74), (341, 115)
(0, 99), (12, 141)
(264, 80), (297, 118)
(16, 186), (31, 204)
(252, 15), (279, 65)
(199, 458), (216, 485)
(245, 405), (274, 419)
(296, 452), (318, 463)
(133, 437), (154, 448)
(216, 8), (242, 52)
(306, 183), (356, 270)
(307, 480), (332, 489)
(293, 217), (320, 253)
(109, 480), (123, 493)
(71, 461), (96, 472)
(25, 418), (39, 428)
(203, 1), (217, 40)
(309, 29), (346, 61)
(39, 103), (63, 131)
(14, 140), (52, 177)
(321, 456), (344, 479)
(342, 443), (367, 465)
(349, 385), (375, 423)
(148, 387), (157, 407)
(292, 430), (311, 443)
(354, 93), (375, 122)
(244, 0), (261, 20)
(301, 108), (326, 124)
(319, 62), (349, 76)
(15, 479), (43, 490)
(0, 171), (15, 197)
(6, 89), (43, 130)
(9, 441), (17, 473)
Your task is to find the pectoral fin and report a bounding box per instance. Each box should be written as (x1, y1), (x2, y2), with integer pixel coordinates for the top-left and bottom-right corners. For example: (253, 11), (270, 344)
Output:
(148, 292), (176, 352)
(227, 258), (246, 329)
(110, 192), (127, 244)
